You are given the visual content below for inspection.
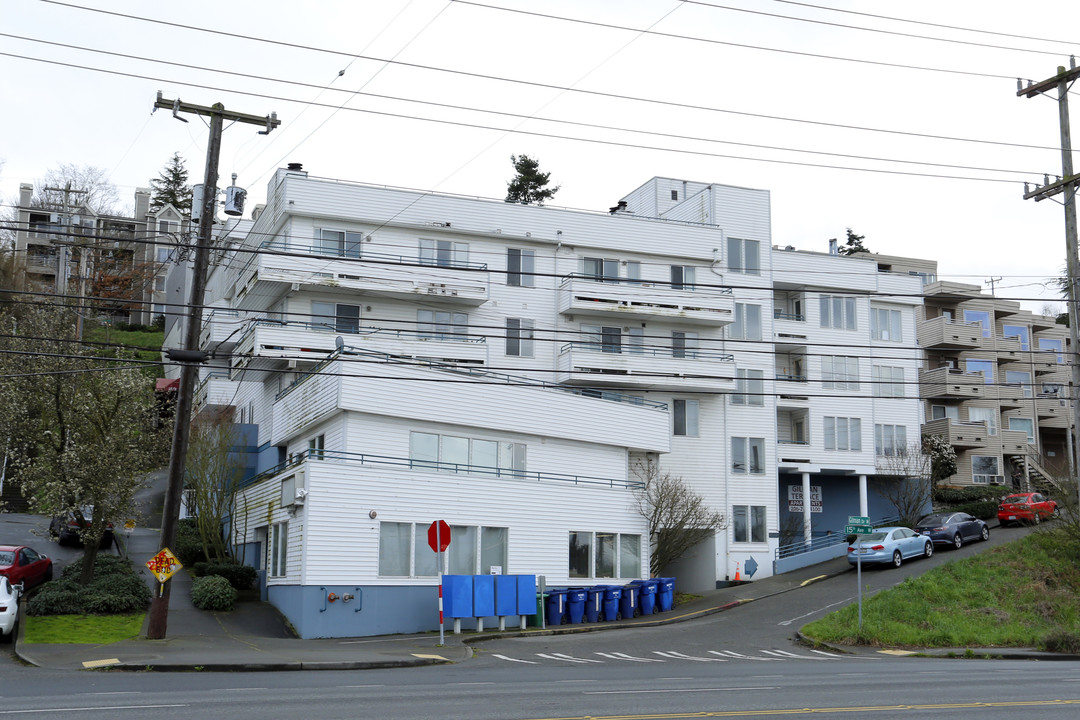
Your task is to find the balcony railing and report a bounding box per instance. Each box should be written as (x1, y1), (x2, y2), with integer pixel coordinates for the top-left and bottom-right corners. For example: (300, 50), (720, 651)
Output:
(773, 310), (805, 321)
(560, 341), (734, 362)
(240, 449), (643, 491)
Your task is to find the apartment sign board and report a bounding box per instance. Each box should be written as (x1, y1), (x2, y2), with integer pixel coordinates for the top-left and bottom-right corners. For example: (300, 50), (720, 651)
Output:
(787, 485), (822, 513)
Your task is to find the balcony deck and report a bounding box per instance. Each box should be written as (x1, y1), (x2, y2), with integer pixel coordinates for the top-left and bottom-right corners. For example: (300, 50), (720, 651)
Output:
(555, 342), (735, 391)
(919, 367), (985, 400)
(558, 275), (733, 326)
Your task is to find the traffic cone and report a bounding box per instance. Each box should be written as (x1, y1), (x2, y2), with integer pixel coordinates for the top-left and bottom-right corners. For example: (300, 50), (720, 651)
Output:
(735, 562), (741, 581)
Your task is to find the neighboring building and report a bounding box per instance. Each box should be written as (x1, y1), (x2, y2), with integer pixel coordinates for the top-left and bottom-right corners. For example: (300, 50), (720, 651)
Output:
(13, 183), (187, 326)
(191, 167), (925, 638)
(858, 253), (1073, 492)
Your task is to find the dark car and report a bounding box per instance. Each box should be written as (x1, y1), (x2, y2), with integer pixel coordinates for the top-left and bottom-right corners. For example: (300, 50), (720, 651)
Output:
(0, 545), (53, 590)
(914, 512), (989, 549)
(49, 508), (114, 549)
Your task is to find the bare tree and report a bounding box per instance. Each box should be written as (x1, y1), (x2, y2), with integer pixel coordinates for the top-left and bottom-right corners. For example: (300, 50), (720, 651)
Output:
(35, 164), (120, 215)
(872, 440), (933, 526)
(632, 459), (726, 576)
(185, 414), (246, 562)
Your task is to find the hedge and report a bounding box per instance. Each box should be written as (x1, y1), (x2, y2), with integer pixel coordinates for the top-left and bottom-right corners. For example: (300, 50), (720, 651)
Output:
(27, 555), (151, 616)
(191, 575), (237, 611)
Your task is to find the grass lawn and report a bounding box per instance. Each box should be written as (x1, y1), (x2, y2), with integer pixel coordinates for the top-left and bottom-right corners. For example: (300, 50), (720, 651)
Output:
(801, 529), (1080, 652)
(22, 613), (145, 644)
(83, 324), (164, 378)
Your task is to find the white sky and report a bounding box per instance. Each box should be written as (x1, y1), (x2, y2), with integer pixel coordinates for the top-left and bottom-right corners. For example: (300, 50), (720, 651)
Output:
(2, 0), (1079, 312)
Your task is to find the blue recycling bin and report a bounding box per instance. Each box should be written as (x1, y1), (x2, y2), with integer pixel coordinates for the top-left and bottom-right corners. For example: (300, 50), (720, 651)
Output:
(619, 583), (639, 619)
(600, 585), (622, 621)
(566, 588), (587, 624)
(545, 589), (567, 625)
(584, 586), (604, 622)
(657, 577), (675, 612)
(631, 579), (657, 615)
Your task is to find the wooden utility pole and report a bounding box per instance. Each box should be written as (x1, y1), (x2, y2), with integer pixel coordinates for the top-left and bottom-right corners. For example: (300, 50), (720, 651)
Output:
(147, 93), (279, 639)
(1018, 58), (1080, 498)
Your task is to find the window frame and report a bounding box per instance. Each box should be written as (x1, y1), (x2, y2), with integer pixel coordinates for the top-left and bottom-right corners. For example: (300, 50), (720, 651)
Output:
(505, 318), (535, 357)
(727, 237), (761, 275)
(506, 248), (535, 287)
(731, 436), (766, 474)
(972, 455), (1002, 484)
(270, 521), (288, 577)
(819, 294), (857, 330)
(824, 416), (862, 451)
(732, 505), (767, 543)
(731, 303), (762, 340)
(874, 424), (907, 456)
(733, 369), (764, 406)
(870, 306), (903, 342)
(569, 531), (642, 579)
(673, 398), (700, 437)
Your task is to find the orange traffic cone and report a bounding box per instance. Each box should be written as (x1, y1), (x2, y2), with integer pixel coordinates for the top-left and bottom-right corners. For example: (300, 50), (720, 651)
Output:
(734, 562), (741, 581)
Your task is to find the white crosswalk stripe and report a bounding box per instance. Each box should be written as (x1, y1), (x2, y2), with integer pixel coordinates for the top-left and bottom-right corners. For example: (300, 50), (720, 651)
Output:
(536, 653), (591, 664)
(762, 649), (834, 660)
(653, 650), (726, 662)
(596, 652), (664, 663)
(549, 652), (604, 663)
(810, 649), (845, 658)
(491, 654), (537, 664)
(708, 650), (776, 661)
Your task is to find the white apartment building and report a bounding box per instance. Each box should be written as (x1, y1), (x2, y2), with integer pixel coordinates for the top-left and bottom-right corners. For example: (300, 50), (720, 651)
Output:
(190, 167), (924, 638)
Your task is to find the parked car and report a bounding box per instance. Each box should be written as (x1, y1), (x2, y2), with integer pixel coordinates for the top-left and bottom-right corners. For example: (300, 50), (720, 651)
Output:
(49, 508), (114, 549)
(846, 527), (934, 568)
(998, 492), (1057, 527)
(914, 512), (989, 549)
(0, 575), (20, 644)
(0, 545), (53, 590)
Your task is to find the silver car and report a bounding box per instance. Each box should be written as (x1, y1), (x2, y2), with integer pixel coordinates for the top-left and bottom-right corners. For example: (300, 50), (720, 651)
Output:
(846, 526), (933, 568)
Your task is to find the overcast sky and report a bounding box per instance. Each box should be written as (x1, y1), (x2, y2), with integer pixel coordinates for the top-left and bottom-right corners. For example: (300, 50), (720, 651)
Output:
(2, 0), (1079, 312)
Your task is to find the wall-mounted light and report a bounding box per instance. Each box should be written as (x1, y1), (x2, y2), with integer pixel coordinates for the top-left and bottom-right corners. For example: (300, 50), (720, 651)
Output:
(369, 510), (377, 519)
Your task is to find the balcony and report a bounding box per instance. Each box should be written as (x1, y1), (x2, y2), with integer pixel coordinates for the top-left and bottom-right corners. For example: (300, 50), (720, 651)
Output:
(1000, 429), (1031, 455)
(994, 382), (1026, 408)
(558, 275), (733, 326)
(919, 367), (985, 400)
(1032, 352), (1065, 376)
(1037, 396), (1069, 425)
(555, 342), (735, 392)
(232, 242), (489, 310)
(917, 316), (982, 350)
(923, 418), (989, 448)
(193, 372), (258, 416)
(995, 335), (1023, 364)
(200, 309), (245, 351)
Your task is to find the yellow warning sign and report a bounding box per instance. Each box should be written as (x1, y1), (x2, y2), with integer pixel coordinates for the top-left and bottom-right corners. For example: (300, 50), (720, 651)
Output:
(146, 547), (183, 583)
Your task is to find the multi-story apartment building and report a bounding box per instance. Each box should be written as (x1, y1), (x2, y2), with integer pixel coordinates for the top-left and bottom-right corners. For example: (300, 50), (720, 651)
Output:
(858, 253), (1073, 492)
(13, 183), (187, 326)
(189, 167), (924, 638)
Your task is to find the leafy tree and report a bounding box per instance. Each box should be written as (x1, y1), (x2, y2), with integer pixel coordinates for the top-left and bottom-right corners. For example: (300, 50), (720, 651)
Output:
(835, 228), (870, 256)
(0, 305), (170, 584)
(632, 459), (726, 576)
(505, 154), (560, 206)
(150, 152), (193, 214)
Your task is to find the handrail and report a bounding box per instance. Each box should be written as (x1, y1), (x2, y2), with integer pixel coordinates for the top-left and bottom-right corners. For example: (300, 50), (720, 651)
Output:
(559, 341), (735, 362)
(774, 515), (901, 560)
(560, 273), (733, 294)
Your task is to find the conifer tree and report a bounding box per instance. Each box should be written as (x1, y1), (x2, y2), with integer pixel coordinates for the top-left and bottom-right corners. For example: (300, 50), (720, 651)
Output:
(150, 152), (193, 214)
(505, 155), (559, 206)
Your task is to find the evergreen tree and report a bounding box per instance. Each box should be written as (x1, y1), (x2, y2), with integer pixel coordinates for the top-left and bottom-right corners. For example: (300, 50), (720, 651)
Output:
(150, 152), (193, 214)
(505, 154), (559, 206)
(836, 227), (870, 256)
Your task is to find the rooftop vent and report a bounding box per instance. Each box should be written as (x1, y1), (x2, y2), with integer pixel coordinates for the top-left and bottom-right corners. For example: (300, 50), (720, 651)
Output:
(287, 163), (303, 171)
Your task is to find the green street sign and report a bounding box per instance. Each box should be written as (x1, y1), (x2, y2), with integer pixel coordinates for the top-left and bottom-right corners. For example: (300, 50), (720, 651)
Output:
(845, 524), (873, 535)
(847, 516), (871, 525)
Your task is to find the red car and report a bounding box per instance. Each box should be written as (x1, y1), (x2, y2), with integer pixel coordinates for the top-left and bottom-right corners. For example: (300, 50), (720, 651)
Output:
(0, 545), (54, 590)
(998, 493), (1057, 527)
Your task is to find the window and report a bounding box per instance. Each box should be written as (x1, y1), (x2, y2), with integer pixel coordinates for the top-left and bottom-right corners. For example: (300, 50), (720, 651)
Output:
(733, 369), (764, 406)
(419, 238), (468, 267)
(1039, 337), (1064, 363)
(1042, 382), (1064, 397)
(582, 324), (622, 353)
(1002, 324), (1030, 350)
(875, 424), (907, 456)
(972, 455), (1002, 484)
(820, 295), (857, 330)
(409, 431), (525, 476)
(968, 406), (998, 436)
(731, 437), (765, 474)
(383, 522), (507, 577)
(932, 405), (959, 421)
(1005, 370), (1033, 398)
(672, 331), (699, 358)
(670, 265), (696, 290)
(966, 359), (994, 384)
(506, 318), (534, 357)
(311, 302), (360, 334)
(507, 248), (535, 287)
(731, 303), (762, 340)
(732, 506), (767, 543)
(159, 219), (177, 236)
(308, 434), (324, 460)
(625, 261), (641, 283)
(156, 247), (171, 263)
(154, 275), (166, 292)
(671, 189), (679, 201)
(727, 237), (760, 275)
(270, 521), (288, 577)
(153, 304), (167, 319)
(280, 475), (296, 507)
(872, 365), (904, 397)
(1009, 417), (1035, 444)
(870, 307), (903, 341)
(318, 228), (363, 258)
(569, 531), (641, 578)
(824, 416), (861, 451)
(822, 356), (860, 390)
(963, 309), (991, 338)
(581, 256), (619, 282)
(480, 527), (509, 574)
(673, 399), (699, 436)
(448, 525), (478, 574)
(628, 327), (644, 355)
(418, 310), (468, 340)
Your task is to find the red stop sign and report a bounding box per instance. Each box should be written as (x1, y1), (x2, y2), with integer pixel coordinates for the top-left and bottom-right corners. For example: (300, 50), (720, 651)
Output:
(427, 520), (451, 553)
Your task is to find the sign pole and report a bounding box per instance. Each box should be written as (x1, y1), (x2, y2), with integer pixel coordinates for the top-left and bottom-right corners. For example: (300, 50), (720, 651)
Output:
(437, 521), (444, 646)
(856, 538), (863, 631)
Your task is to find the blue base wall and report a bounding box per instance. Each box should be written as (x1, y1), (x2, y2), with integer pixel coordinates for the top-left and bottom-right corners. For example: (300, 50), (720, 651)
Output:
(777, 473), (928, 543)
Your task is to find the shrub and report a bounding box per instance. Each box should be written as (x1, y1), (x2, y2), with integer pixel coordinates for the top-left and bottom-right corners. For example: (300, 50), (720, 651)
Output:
(950, 500), (999, 520)
(174, 518), (208, 567)
(934, 485), (1008, 506)
(191, 575), (236, 611)
(202, 561), (257, 590)
(28, 556), (151, 616)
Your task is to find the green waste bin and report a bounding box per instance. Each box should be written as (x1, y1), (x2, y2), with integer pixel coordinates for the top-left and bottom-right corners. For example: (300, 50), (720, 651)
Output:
(527, 593), (548, 627)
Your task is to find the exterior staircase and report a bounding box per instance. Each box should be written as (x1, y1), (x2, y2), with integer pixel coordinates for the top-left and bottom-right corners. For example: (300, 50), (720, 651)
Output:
(0, 475), (30, 513)
(1007, 448), (1066, 496)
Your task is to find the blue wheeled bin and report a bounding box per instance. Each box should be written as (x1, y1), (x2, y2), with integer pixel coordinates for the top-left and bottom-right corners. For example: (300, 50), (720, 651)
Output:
(545, 589), (567, 625)
(632, 579), (657, 615)
(600, 585), (622, 621)
(584, 586), (603, 623)
(657, 577), (675, 612)
(619, 583), (639, 619)
(565, 588), (587, 624)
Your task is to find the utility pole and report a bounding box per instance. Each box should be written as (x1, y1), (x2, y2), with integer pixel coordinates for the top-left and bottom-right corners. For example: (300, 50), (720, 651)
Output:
(147, 93), (279, 639)
(43, 183), (88, 300)
(984, 276), (1002, 296)
(1018, 58), (1080, 499)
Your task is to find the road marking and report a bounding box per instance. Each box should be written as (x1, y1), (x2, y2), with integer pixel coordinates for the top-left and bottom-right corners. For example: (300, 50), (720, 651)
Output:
(0, 705), (189, 715)
(709, 650), (774, 661)
(536, 653), (591, 664)
(491, 654), (537, 664)
(583, 687), (778, 696)
(653, 651), (726, 662)
(90, 692), (140, 695)
(81, 659), (120, 669)
(411, 653), (449, 661)
(878, 649), (917, 656)
(608, 652), (664, 663)
(778, 597), (853, 626)
(550, 652), (603, 663)
(809, 649), (845, 658)
(800, 574), (828, 586)
(764, 649), (837, 660)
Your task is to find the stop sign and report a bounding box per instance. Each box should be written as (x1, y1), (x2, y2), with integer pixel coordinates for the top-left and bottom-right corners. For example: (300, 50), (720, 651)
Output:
(427, 520), (451, 553)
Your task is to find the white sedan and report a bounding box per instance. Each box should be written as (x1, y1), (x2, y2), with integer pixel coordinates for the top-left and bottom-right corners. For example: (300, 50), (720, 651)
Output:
(0, 575), (19, 644)
(846, 526), (934, 568)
